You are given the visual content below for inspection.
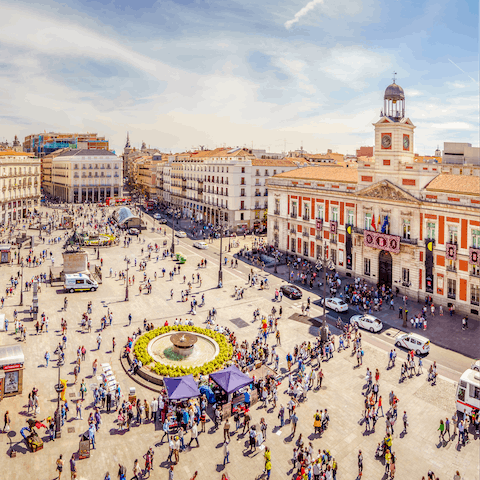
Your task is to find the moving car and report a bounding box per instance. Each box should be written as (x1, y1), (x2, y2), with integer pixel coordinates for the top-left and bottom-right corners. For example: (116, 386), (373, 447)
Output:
(395, 332), (430, 355)
(350, 314), (383, 332)
(128, 228), (139, 236)
(193, 241), (208, 249)
(153, 213), (161, 219)
(456, 361), (480, 416)
(280, 284), (302, 299)
(321, 297), (348, 313)
(158, 218), (167, 224)
(64, 273), (98, 293)
(175, 231), (187, 238)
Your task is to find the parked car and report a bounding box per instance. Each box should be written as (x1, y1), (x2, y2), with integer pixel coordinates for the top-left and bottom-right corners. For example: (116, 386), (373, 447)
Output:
(175, 231), (187, 238)
(350, 314), (383, 332)
(153, 213), (161, 219)
(395, 332), (430, 355)
(280, 284), (302, 299)
(128, 228), (139, 236)
(193, 241), (208, 249)
(321, 297), (348, 313)
(158, 218), (167, 224)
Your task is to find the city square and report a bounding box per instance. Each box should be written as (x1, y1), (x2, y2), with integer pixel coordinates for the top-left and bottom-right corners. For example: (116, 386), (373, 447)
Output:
(0, 207), (478, 480)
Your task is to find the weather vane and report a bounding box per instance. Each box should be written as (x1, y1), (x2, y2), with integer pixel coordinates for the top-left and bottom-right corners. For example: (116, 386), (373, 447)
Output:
(392, 71), (397, 84)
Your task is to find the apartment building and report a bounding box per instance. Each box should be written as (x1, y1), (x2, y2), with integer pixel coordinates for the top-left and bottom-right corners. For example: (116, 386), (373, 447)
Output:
(0, 150), (41, 223)
(45, 149), (123, 203)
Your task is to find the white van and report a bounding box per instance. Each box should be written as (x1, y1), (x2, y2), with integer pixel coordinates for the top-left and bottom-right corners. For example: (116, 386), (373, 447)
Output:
(456, 361), (480, 417)
(64, 273), (98, 293)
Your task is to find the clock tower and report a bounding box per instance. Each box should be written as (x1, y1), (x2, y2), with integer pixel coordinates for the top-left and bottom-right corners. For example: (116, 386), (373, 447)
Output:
(373, 79), (415, 172)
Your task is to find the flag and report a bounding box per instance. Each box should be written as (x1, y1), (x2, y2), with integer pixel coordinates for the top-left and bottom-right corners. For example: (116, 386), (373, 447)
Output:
(60, 379), (67, 402)
(371, 214), (376, 232)
(381, 215), (389, 233)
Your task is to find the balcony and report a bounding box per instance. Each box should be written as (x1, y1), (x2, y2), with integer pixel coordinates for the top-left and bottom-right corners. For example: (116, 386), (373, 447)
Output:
(274, 209), (280, 215)
(315, 234), (322, 240)
(447, 292), (456, 300)
(240, 193), (246, 197)
(264, 191), (268, 196)
(273, 224), (279, 231)
(331, 238), (337, 244)
(303, 214), (310, 221)
(470, 271), (480, 278)
(302, 231), (309, 238)
(471, 299), (480, 306)
(290, 228), (296, 234)
(353, 226), (364, 234)
(254, 193), (261, 197)
(197, 189), (203, 194)
(446, 265), (457, 273)
(400, 237), (417, 246)
(290, 212), (297, 219)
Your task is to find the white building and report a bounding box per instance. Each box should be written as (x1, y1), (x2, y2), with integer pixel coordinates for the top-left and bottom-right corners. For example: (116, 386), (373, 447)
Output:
(0, 150), (41, 224)
(49, 149), (123, 203)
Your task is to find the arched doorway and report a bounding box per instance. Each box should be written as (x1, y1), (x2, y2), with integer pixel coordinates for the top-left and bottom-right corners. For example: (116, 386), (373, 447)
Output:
(378, 250), (392, 287)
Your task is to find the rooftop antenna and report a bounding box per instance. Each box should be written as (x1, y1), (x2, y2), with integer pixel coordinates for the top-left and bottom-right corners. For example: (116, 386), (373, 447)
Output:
(392, 71), (397, 84)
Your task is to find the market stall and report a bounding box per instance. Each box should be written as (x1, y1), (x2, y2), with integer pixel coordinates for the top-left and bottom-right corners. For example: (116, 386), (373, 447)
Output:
(0, 345), (24, 400)
(164, 375), (200, 401)
(209, 366), (254, 418)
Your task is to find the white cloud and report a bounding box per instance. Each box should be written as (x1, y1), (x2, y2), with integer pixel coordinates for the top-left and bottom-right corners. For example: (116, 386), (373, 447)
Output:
(405, 89), (423, 97)
(446, 81), (466, 89)
(429, 122), (475, 131)
(284, 0), (324, 29)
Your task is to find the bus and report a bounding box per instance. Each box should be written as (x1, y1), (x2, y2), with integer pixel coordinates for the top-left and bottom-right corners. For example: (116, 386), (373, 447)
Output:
(106, 196), (131, 207)
(456, 360), (480, 417)
(145, 200), (155, 211)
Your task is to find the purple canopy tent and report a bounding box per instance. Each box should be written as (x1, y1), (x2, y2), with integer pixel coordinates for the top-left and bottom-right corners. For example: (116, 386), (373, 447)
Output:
(164, 375), (200, 401)
(209, 365), (252, 394)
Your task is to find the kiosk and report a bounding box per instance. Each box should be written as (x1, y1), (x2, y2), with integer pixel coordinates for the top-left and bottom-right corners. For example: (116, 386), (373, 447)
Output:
(0, 345), (25, 400)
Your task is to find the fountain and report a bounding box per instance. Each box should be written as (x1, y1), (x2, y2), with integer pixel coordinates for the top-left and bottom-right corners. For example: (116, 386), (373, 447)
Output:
(147, 331), (220, 368)
(170, 332), (198, 357)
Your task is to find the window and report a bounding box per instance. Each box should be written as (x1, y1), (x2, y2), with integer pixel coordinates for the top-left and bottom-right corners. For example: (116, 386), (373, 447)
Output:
(240, 213), (244, 220)
(364, 213), (372, 231)
(240, 188), (245, 196)
(402, 219), (411, 239)
(265, 169), (268, 176)
(380, 214), (390, 234)
(241, 167), (245, 173)
(448, 226), (458, 244)
(274, 199), (280, 213)
(447, 278), (456, 299)
(472, 229), (480, 248)
(347, 210), (354, 225)
(256, 169), (260, 176)
(426, 222), (436, 240)
(317, 205), (324, 220)
(316, 244), (322, 259)
(241, 177), (245, 185)
(225, 188), (228, 196)
(331, 249), (337, 265)
(402, 268), (410, 285)
(364, 258), (371, 276)
(331, 207), (338, 222)
(471, 285), (480, 306)
(291, 201), (298, 217)
(221, 167), (224, 173)
(273, 170), (277, 175)
(291, 239), (296, 253)
(303, 241), (308, 256)
(303, 203), (310, 219)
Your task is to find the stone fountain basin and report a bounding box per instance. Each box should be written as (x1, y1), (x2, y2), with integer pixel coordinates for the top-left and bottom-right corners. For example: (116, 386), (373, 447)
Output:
(147, 332), (220, 368)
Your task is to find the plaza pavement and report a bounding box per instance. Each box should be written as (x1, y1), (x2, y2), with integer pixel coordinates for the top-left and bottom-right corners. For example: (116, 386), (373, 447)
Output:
(0, 215), (478, 480)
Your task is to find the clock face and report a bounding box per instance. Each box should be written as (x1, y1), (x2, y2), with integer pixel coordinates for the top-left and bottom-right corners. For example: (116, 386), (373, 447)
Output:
(381, 134), (392, 149)
(403, 135), (410, 150)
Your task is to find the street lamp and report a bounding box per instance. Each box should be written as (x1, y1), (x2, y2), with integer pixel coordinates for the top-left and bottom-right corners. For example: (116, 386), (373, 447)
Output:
(54, 363), (63, 439)
(170, 208), (176, 255)
(125, 258), (130, 301)
(273, 250), (278, 274)
(19, 264), (24, 306)
(317, 242), (334, 343)
(217, 210), (224, 288)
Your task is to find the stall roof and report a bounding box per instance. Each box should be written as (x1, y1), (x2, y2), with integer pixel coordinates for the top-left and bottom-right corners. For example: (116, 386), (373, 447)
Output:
(164, 375), (200, 401)
(0, 345), (24, 368)
(209, 365), (252, 394)
(0, 244), (11, 250)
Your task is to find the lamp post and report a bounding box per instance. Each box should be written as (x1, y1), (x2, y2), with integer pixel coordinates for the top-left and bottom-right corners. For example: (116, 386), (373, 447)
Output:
(19, 264), (24, 306)
(171, 208), (176, 255)
(54, 363), (63, 439)
(274, 250), (278, 274)
(318, 242), (333, 343)
(125, 259), (130, 301)
(217, 209), (224, 288)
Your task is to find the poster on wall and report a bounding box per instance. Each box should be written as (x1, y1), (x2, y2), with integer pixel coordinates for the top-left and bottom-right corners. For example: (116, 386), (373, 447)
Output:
(4, 370), (19, 394)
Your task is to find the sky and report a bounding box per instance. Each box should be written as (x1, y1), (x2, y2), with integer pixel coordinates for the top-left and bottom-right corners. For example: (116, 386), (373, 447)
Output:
(0, 0), (478, 155)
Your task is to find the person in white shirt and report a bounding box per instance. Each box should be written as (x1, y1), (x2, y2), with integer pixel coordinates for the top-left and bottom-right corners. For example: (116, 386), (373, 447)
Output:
(151, 398), (158, 423)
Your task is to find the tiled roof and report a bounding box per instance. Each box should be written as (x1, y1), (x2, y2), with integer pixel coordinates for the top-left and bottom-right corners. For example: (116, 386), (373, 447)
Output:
(56, 149), (116, 157)
(425, 174), (480, 195)
(252, 158), (308, 167)
(272, 165), (358, 183)
(0, 150), (34, 157)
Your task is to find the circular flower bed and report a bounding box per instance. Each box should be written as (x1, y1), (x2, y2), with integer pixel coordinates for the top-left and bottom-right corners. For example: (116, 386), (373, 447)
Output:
(134, 325), (233, 378)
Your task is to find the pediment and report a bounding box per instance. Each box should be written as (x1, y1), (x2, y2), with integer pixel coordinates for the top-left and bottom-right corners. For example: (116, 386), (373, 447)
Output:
(374, 117), (394, 125)
(357, 180), (419, 202)
(400, 117), (414, 125)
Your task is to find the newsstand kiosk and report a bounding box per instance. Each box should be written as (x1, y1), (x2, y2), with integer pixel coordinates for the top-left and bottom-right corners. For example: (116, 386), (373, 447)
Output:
(0, 345), (25, 400)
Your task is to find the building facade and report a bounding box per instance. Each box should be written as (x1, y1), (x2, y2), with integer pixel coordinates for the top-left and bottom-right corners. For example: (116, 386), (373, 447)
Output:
(23, 132), (109, 157)
(267, 81), (480, 317)
(0, 150), (41, 223)
(161, 148), (307, 231)
(46, 149), (123, 203)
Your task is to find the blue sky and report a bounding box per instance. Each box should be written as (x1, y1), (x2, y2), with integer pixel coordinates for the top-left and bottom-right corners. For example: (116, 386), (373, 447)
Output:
(0, 0), (478, 155)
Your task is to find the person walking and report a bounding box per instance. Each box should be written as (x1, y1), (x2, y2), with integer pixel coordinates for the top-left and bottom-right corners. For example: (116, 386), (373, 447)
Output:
(70, 454), (77, 479)
(223, 419), (231, 442)
(188, 422), (199, 448)
(358, 450), (363, 477)
(56, 454), (64, 479)
(223, 440), (230, 465)
(402, 411), (408, 434)
(3, 410), (11, 432)
(438, 419), (445, 442)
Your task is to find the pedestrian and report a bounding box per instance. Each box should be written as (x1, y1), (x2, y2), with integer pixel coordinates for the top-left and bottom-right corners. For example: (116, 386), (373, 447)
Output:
(358, 450), (363, 477)
(3, 410), (10, 432)
(56, 454), (64, 479)
(291, 411), (298, 435)
(70, 454), (77, 479)
(189, 422), (199, 447)
(223, 440), (230, 465)
(223, 419), (231, 442)
(438, 419), (445, 442)
(403, 411), (408, 433)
